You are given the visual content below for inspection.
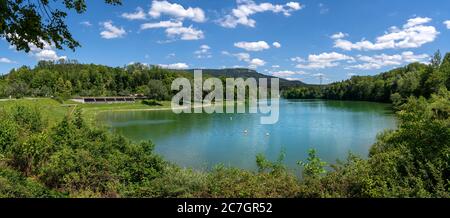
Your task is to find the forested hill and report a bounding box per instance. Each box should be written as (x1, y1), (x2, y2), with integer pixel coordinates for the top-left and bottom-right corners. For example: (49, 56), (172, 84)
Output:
(283, 51), (450, 105)
(0, 61), (305, 99)
(182, 68), (306, 89)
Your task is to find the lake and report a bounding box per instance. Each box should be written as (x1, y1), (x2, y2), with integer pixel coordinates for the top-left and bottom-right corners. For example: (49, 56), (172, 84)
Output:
(97, 99), (396, 171)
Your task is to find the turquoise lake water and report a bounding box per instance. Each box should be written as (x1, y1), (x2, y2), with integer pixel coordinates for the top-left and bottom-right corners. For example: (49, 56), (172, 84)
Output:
(97, 99), (396, 171)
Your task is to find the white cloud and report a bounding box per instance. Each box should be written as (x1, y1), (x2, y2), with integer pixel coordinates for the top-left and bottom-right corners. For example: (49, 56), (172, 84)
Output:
(347, 73), (358, 77)
(140, 20), (203, 41)
(34, 49), (67, 61)
(272, 65), (280, 68)
(295, 52), (354, 69)
(334, 17), (439, 51)
(272, 41), (281, 48)
(25, 40), (67, 61)
(219, 0), (303, 28)
(100, 21), (126, 39)
(7, 38), (67, 61)
(194, 44), (212, 58)
(80, 21), (92, 27)
(221, 51), (231, 56)
(330, 32), (347, 39)
(165, 25), (204, 40)
(0, 57), (15, 64)
(403, 17), (432, 28)
(158, 63), (189, 69)
(122, 7), (146, 20)
(290, 56), (305, 62)
(347, 51), (429, 70)
(149, 0), (206, 22)
(444, 20), (450, 29)
(401, 51), (430, 63)
(233, 52), (251, 61)
(223, 51), (266, 69)
(234, 41), (270, 51)
(285, 77), (303, 81)
(140, 20), (183, 29)
(248, 58), (266, 68)
(271, 70), (307, 77)
(287, 2), (302, 10)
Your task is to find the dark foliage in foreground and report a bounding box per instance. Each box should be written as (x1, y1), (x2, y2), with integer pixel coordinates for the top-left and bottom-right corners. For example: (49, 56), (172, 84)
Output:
(0, 88), (448, 197)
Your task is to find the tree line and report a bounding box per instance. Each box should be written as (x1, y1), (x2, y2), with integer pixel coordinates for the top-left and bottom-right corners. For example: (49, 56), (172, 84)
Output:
(0, 60), (191, 101)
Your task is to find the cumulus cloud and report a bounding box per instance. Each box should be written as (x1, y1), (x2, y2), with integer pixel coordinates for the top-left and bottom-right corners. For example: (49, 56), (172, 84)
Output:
(333, 17), (439, 51)
(140, 20), (183, 29)
(223, 51), (265, 68)
(248, 58), (266, 69)
(295, 52), (354, 69)
(34, 49), (67, 61)
(347, 51), (429, 70)
(0, 57), (15, 64)
(27, 40), (67, 61)
(330, 32), (347, 39)
(272, 42), (281, 48)
(100, 21), (126, 39)
(122, 7), (147, 20)
(7, 38), (67, 61)
(219, 0), (303, 28)
(140, 20), (203, 41)
(165, 25), (204, 40)
(271, 70), (307, 78)
(158, 63), (189, 69)
(403, 17), (432, 28)
(234, 41), (270, 51)
(149, 0), (206, 22)
(444, 20), (450, 29)
(194, 44), (212, 58)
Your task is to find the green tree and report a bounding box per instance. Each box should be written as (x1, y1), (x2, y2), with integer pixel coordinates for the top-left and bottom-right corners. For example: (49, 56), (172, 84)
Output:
(147, 80), (169, 100)
(298, 149), (327, 179)
(431, 50), (442, 69)
(1, 0), (122, 52)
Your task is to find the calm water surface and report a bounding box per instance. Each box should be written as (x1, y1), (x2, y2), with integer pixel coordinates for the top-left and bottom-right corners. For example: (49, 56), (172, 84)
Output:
(97, 100), (396, 171)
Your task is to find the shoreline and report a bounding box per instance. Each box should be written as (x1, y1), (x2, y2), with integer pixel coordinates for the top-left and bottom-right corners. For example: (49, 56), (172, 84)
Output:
(89, 101), (243, 114)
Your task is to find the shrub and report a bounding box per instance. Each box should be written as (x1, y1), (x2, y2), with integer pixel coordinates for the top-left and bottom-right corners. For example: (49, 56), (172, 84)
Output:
(142, 99), (163, 106)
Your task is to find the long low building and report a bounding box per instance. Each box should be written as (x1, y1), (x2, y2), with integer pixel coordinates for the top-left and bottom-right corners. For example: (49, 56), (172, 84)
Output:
(71, 97), (138, 104)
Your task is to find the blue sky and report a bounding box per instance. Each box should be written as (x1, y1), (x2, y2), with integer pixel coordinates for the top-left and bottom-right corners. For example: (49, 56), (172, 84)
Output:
(1, 0), (450, 84)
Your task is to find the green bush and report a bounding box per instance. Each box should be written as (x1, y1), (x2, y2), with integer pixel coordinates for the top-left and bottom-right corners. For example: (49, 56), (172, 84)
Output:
(141, 99), (163, 106)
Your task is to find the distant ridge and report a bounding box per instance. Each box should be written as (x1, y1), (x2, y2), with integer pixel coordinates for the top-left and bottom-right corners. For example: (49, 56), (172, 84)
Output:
(181, 68), (307, 89)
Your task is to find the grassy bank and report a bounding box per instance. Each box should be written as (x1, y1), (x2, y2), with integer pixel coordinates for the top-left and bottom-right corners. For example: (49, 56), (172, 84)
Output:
(0, 98), (172, 126)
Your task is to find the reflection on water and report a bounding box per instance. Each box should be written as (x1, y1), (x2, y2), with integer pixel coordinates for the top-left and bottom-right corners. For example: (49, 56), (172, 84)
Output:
(97, 99), (397, 171)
